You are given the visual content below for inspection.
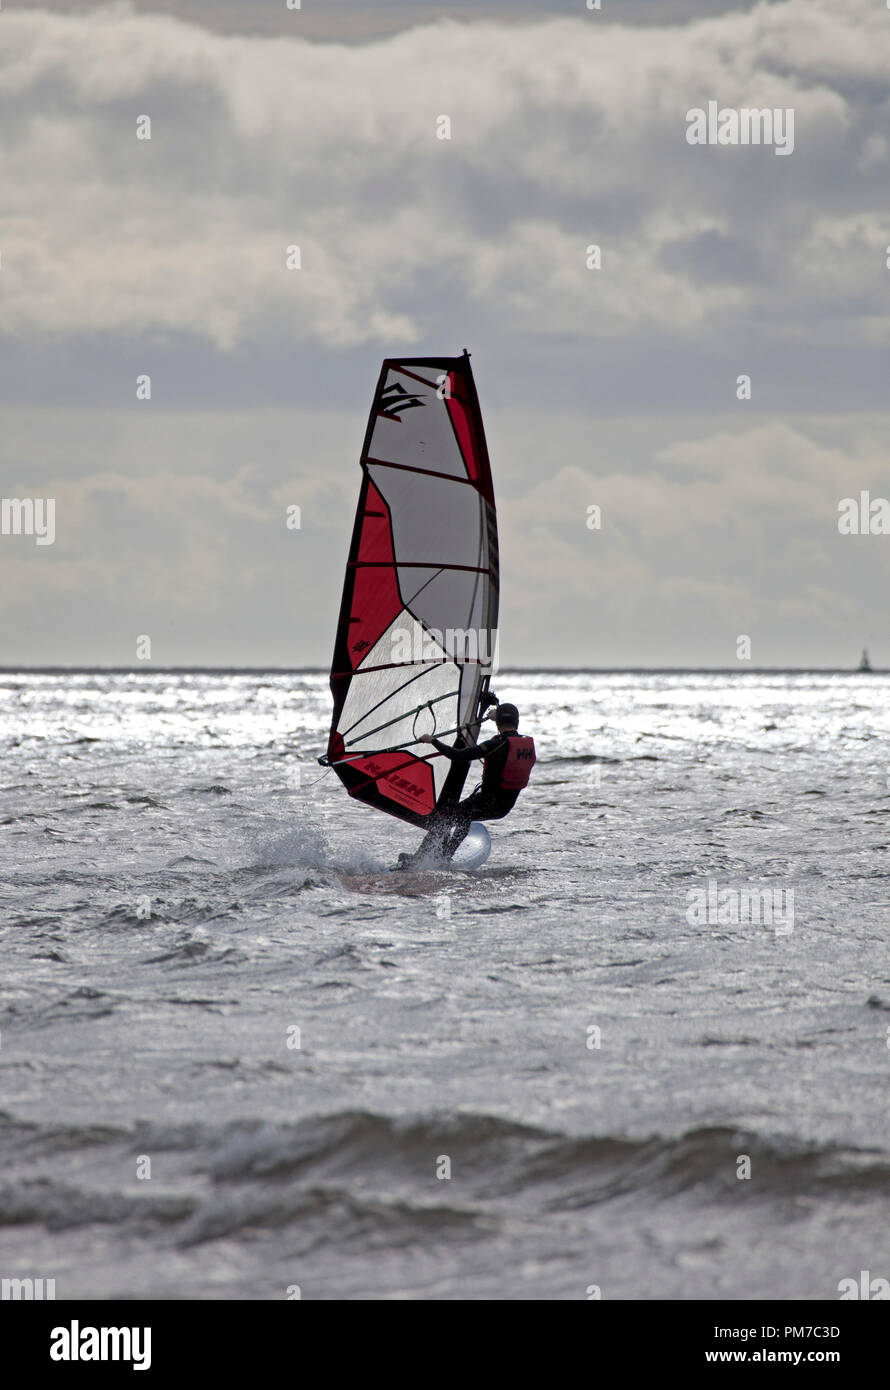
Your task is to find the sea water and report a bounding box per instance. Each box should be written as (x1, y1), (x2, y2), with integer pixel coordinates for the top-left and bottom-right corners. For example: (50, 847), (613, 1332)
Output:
(1, 669), (888, 1300)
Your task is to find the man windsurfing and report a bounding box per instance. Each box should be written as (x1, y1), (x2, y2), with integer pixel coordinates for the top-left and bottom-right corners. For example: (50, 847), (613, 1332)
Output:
(397, 700), (536, 867)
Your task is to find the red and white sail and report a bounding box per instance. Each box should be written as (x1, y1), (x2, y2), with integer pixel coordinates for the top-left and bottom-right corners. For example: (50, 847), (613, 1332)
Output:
(322, 353), (499, 827)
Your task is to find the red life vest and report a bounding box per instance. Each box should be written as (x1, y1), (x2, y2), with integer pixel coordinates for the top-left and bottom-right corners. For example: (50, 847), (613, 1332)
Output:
(489, 732), (536, 791)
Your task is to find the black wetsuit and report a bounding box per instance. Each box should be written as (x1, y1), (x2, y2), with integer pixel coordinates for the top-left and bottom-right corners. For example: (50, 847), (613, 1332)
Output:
(413, 731), (521, 861)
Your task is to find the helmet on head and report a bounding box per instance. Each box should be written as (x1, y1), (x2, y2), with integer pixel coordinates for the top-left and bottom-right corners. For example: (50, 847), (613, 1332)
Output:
(495, 702), (519, 726)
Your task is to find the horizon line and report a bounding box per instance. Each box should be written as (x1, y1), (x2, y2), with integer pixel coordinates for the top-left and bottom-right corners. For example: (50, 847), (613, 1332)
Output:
(0, 666), (881, 677)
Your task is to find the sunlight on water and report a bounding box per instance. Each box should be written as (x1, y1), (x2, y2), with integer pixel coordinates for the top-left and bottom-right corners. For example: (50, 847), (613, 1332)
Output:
(1, 668), (889, 1299)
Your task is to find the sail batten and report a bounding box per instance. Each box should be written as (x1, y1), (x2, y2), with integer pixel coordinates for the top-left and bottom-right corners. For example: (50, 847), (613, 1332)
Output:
(322, 353), (499, 828)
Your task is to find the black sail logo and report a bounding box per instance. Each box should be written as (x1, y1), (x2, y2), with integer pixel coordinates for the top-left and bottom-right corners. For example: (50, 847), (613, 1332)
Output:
(378, 381), (424, 420)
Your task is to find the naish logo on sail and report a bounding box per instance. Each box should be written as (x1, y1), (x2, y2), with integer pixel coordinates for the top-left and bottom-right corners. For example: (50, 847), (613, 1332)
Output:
(364, 758), (426, 802)
(379, 382), (425, 419)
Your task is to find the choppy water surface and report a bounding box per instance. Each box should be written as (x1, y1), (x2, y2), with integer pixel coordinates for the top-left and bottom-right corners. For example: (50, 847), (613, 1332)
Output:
(1, 670), (888, 1300)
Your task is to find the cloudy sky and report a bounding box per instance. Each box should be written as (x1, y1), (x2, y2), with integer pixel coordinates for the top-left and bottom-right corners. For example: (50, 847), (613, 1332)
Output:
(2, 0), (888, 668)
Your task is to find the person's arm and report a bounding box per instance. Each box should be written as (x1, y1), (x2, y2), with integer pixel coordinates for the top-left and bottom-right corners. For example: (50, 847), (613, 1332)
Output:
(432, 736), (482, 762)
(418, 734), (500, 761)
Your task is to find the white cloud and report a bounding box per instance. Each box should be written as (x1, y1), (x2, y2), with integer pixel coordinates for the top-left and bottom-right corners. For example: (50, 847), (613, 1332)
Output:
(491, 416), (890, 664)
(2, 0), (888, 351)
(3, 1), (890, 666)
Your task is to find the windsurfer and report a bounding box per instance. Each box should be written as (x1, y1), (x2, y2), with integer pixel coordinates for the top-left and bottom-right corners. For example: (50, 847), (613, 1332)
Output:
(397, 702), (536, 866)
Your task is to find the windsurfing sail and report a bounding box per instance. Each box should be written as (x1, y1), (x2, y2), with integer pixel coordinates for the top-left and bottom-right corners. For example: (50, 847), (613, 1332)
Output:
(319, 352), (499, 828)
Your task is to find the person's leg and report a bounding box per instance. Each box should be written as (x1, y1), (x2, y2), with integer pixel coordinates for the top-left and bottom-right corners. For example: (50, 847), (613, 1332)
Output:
(439, 793), (487, 860)
(401, 790), (516, 867)
(440, 790), (517, 860)
(402, 806), (453, 863)
(411, 811), (447, 850)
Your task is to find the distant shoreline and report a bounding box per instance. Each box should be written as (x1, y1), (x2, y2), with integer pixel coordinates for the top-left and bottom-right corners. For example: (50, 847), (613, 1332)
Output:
(0, 667), (882, 677)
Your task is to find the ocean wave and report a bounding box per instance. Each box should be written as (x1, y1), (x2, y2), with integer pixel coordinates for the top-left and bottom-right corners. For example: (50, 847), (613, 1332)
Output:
(1, 1111), (887, 1228)
(0, 1180), (196, 1232)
